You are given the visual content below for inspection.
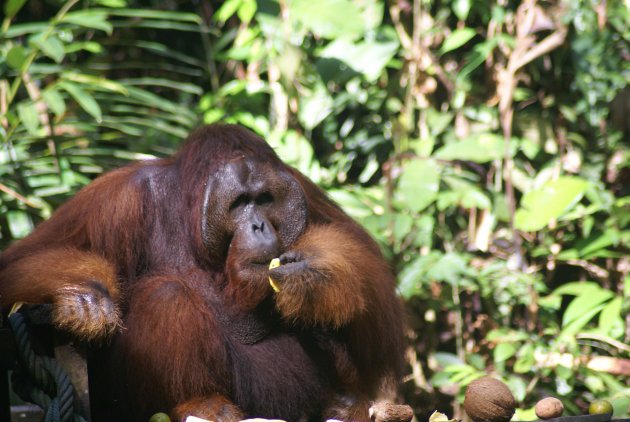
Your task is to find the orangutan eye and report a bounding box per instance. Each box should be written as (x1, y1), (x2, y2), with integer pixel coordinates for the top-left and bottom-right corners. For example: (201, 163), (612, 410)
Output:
(230, 194), (249, 210)
(255, 192), (273, 206)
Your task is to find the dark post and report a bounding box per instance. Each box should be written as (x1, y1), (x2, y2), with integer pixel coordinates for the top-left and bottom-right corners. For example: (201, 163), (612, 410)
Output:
(0, 311), (17, 422)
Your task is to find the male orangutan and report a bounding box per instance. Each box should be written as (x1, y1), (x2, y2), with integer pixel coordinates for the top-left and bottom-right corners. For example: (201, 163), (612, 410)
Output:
(0, 124), (411, 422)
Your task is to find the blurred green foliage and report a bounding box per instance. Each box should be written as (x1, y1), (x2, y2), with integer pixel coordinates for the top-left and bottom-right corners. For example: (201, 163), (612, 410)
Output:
(1, 0), (628, 419)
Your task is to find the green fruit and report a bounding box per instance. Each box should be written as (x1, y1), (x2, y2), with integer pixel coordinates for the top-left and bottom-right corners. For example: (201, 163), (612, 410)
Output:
(588, 399), (613, 415)
(149, 412), (171, 422)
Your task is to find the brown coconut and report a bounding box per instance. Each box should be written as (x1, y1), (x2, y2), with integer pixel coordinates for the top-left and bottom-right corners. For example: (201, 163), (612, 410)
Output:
(463, 376), (516, 422)
(535, 397), (564, 419)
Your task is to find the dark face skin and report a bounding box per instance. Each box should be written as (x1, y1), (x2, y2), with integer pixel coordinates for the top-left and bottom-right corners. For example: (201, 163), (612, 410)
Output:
(201, 156), (307, 269)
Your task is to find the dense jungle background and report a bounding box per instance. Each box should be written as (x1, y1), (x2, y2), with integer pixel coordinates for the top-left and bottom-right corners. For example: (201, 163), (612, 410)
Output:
(1, 0), (629, 419)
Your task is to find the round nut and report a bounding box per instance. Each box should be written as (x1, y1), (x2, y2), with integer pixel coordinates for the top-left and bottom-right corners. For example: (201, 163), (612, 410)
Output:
(464, 376), (516, 422)
(535, 397), (564, 419)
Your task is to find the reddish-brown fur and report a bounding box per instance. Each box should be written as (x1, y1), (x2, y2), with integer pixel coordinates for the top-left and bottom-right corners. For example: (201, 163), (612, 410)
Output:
(0, 124), (406, 422)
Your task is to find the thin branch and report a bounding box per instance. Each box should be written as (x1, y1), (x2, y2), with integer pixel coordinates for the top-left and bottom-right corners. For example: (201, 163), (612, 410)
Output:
(510, 28), (568, 72)
(0, 183), (39, 208)
(565, 259), (610, 280)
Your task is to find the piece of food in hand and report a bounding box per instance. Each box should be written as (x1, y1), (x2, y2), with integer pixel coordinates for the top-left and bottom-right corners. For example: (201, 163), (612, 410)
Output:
(535, 397), (564, 419)
(268, 258), (281, 292)
(588, 399), (613, 415)
(149, 412), (171, 422)
(369, 402), (414, 422)
(463, 376), (516, 422)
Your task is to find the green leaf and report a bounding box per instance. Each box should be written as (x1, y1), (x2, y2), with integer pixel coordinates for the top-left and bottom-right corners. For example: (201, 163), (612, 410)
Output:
(215, 0), (243, 23)
(59, 81), (102, 122)
(42, 89), (66, 117)
(93, 0), (126, 6)
(560, 305), (606, 338)
(441, 28), (476, 54)
(292, 0), (365, 39)
(118, 77), (201, 95)
(65, 41), (103, 54)
(552, 281), (600, 296)
(17, 101), (40, 136)
(514, 344), (535, 374)
(5, 22), (48, 38)
(62, 11), (113, 34)
(298, 84), (333, 130)
(397, 252), (441, 299)
(63, 73), (129, 94)
(7, 210), (34, 239)
(6, 45), (29, 70)
(562, 288), (613, 326)
(515, 176), (589, 232)
(452, 0), (472, 21)
(31, 34), (65, 63)
(317, 36), (399, 82)
(506, 376), (527, 402)
(105, 8), (202, 23)
(427, 252), (472, 285)
(434, 133), (508, 163)
(598, 297), (623, 337)
(577, 229), (619, 258)
(441, 176), (492, 210)
(494, 343), (517, 362)
(394, 158), (441, 212)
(237, 0), (257, 23)
(4, 0), (27, 18)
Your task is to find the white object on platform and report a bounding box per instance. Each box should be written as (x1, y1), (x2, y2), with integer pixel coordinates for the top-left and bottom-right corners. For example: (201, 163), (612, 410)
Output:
(185, 417), (211, 422)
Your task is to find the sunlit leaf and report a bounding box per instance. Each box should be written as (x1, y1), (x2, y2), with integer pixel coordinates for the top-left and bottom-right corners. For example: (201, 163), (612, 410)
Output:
(237, 0), (257, 23)
(551, 281), (600, 296)
(317, 36), (399, 82)
(427, 252), (472, 285)
(560, 305), (606, 338)
(42, 88), (66, 117)
(7, 210), (34, 239)
(394, 158), (441, 212)
(31, 34), (65, 63)
(397, 252), (442, 299)
(515, 176), (589, 231)
(441, 28), (476, 54)
(291, 0), (365, 39)
(453, 0), (472, 21)
(65, 41), (103, 54)
(494, 343), (517, 362)
(598, 297), (623, 337)
(17, 102), (40, 136)
(562, 288), (613, 326)
(514, 344), (535, 374)
(506, 376), (527, 402)
(298, 84), (333, 130)
(435, 133), (509, 163)
(63, 73), (129, 94)
(62, 11), (113, 33)
(215, 0), (242, 23)
(5, 23), (49, 38)
(59, 81), (102, 122)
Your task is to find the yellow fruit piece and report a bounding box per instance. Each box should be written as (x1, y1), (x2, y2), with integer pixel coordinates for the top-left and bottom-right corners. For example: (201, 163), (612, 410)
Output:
(268, 258), (281, 292)
(148, 412), (171, 422)
(588, 399), (613, 415)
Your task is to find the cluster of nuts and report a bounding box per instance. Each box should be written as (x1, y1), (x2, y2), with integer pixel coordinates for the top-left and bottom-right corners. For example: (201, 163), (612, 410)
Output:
(463, 375), (614, 422)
